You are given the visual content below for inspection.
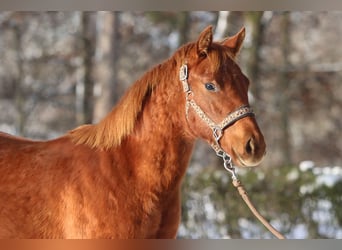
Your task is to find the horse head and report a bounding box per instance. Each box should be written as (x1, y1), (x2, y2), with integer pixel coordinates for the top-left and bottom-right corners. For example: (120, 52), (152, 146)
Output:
(180, 26), (266, 167)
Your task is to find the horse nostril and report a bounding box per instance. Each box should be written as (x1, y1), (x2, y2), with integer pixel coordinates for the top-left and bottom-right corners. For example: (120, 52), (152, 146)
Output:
(245, 138), (255, 155)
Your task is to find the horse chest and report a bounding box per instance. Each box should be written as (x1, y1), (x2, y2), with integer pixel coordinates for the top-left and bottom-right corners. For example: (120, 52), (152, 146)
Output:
(60, 181), (167, 238)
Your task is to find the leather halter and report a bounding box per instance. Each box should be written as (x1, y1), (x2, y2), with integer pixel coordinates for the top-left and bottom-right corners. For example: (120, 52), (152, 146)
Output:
(179, 64), (254, 175)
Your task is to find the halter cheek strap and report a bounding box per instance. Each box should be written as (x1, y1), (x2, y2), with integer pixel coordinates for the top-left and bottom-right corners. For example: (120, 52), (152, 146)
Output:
(179, 64), (255, 177)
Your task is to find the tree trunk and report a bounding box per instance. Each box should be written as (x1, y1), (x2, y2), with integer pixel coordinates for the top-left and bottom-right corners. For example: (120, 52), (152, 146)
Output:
(13, 26), (25, 136)
(244, 12), (264, 102)
(177, 12), (190, 45)
(93, 11), (120, 123)
(76, 12), (96, 125)
(278, 12), (292, 166)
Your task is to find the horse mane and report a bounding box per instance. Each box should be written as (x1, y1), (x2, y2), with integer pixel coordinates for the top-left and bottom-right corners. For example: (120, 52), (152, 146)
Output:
(69, 41), (233, 150)
(69, 50), (182, 149)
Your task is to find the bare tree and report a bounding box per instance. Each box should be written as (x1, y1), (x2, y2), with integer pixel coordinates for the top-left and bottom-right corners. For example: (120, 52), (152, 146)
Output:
(75, 12), (96, 124)
(278, 12), (292, 166)
(93, 11), (120, 123)
(244, 12), (264, 102)
(177, 12), (191, 45)
(13, 24), (25, 135)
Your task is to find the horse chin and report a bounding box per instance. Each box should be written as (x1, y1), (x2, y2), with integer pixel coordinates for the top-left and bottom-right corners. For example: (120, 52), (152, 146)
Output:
(232, 148), (264, 168)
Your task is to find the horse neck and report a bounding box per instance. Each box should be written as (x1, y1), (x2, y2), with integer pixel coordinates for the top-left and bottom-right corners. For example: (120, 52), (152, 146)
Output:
(69, 57), (195, 193)
(121, 65), (195, 192)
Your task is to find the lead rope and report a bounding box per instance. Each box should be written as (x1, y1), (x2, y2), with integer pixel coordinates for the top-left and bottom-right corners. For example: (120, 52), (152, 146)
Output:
(214, 134), (286, 239)
(231, 179), (286, 239)
(180, 64), (286, 239)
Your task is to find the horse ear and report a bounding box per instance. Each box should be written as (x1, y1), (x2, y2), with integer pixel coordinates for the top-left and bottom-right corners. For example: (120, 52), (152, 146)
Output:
(221, 27), (246, 57)
(197, 25), (213, 57)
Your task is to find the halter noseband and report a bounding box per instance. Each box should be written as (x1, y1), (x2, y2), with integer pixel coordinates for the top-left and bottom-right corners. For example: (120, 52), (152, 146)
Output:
(180, 64), (255, 177)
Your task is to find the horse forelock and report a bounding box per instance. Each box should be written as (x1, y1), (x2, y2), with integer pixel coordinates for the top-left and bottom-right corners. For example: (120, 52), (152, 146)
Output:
(207, 43), (237, 75)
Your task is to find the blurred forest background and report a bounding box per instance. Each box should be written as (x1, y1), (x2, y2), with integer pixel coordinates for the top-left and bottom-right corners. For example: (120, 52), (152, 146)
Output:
(0, 11), (341, 239)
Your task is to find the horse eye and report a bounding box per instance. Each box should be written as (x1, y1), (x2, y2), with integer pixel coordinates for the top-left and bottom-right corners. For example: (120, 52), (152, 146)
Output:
(205, 83), (216, 91)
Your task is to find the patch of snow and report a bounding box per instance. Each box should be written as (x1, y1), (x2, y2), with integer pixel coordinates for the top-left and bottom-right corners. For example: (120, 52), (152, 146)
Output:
(316, 174), (341, 187)
(299, 161), (315, 172)
(204, 198), (216, 220)
(287, 168), (299, 181)
(312, 199), (332, 223)
(312, 166), (342, 187)
(238, 218), (263, 239)
(300, 184), (316, 195)
(290, 224), (309, 239)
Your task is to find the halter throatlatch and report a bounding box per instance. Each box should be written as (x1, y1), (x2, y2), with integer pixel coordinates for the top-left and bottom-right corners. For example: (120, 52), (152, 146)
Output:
(180, 64), (255, 178)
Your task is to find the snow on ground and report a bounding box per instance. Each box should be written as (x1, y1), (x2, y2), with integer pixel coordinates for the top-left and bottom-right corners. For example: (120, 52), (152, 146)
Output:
(298, 161), (342, 238)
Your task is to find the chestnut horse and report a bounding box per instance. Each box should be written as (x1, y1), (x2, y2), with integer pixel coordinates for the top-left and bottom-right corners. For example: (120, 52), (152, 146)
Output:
(0, 26), (265, 238)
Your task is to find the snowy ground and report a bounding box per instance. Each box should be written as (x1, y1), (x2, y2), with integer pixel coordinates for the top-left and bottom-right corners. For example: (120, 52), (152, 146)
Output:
(179, 160), (342, 239)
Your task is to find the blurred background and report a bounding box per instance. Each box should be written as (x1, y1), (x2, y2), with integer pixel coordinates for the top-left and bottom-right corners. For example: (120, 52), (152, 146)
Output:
(0, 11), (341, 239)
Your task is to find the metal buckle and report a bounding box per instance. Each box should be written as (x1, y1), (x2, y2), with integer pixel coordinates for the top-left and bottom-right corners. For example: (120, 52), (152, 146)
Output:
(179, 64), (188, 81)
(180, 64), (190, 93)
(223, 157), (237, 180)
